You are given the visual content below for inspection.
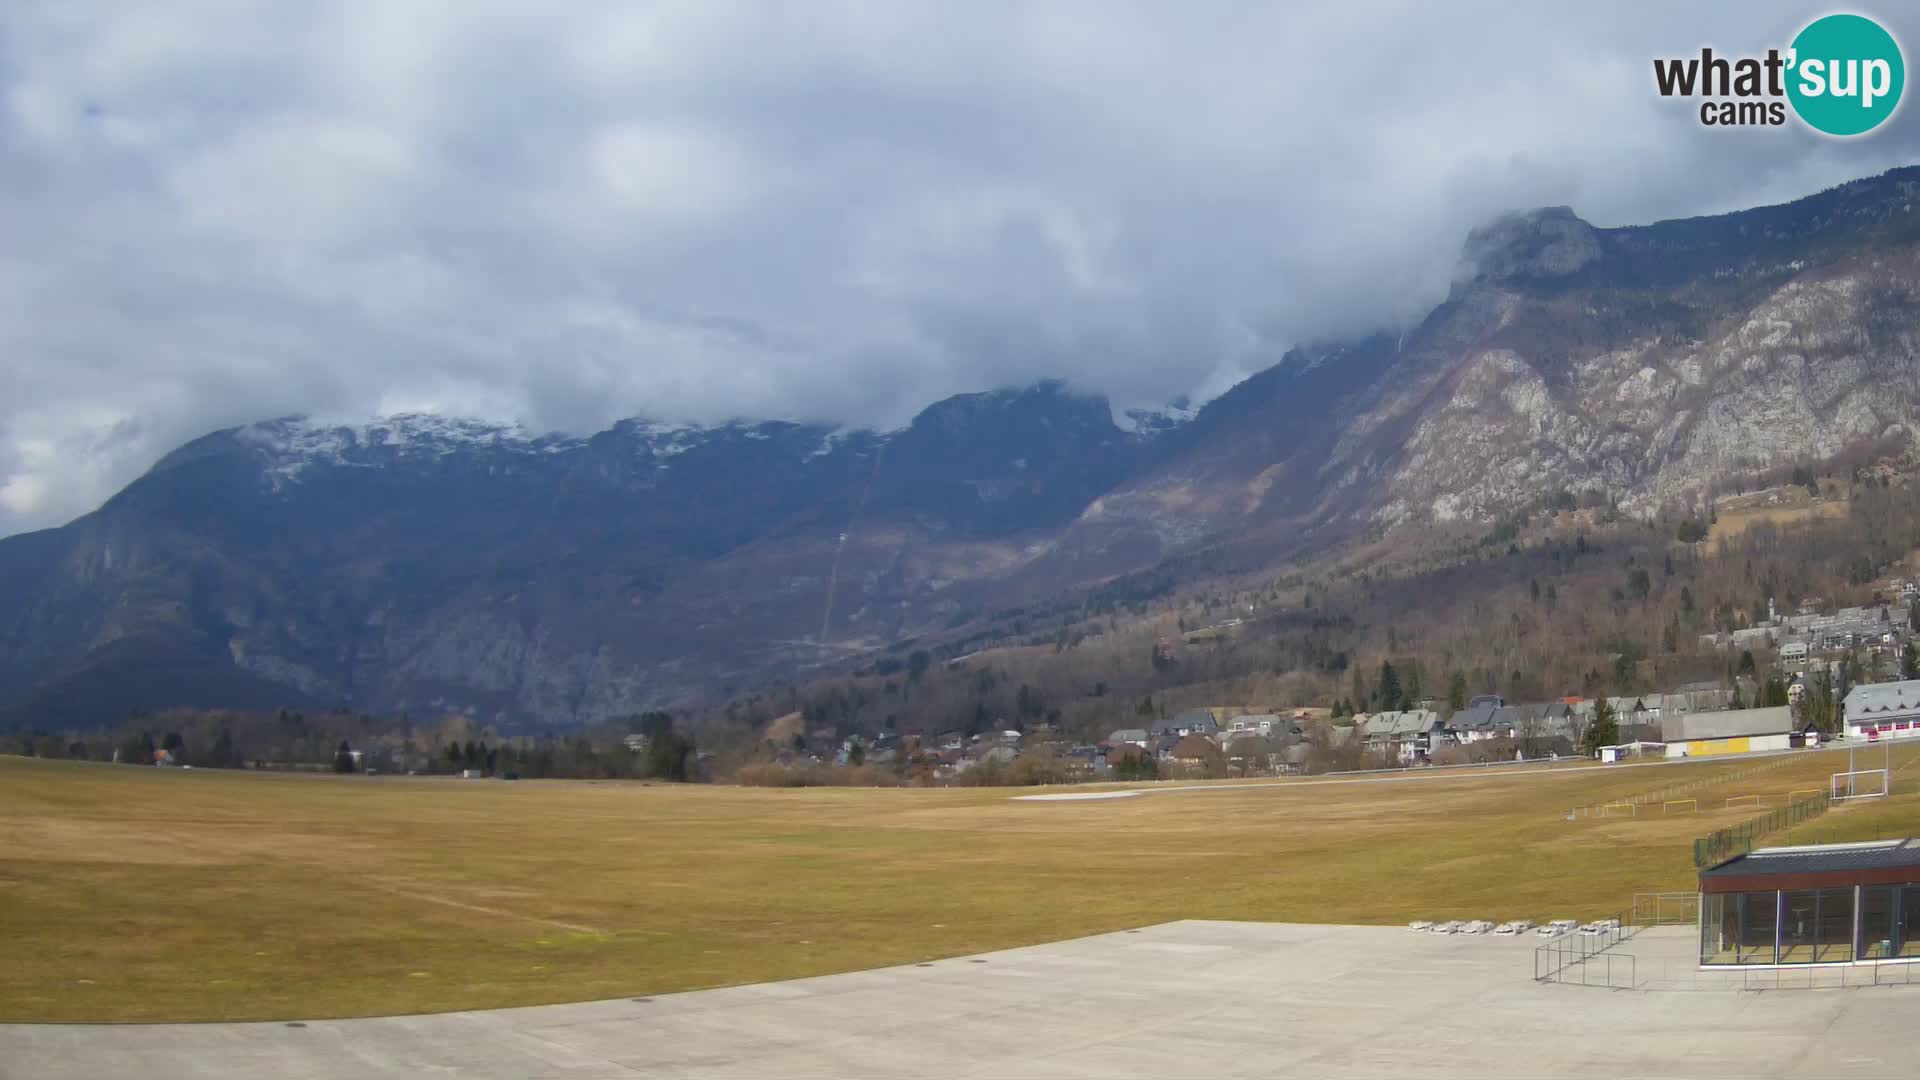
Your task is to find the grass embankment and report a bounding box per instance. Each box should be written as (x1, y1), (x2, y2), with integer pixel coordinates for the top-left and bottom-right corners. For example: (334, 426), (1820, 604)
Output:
(0, 747), (1909, 1021)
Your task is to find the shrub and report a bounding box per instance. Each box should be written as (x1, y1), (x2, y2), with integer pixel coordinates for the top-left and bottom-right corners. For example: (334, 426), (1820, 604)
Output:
(733, 762), (901, 788)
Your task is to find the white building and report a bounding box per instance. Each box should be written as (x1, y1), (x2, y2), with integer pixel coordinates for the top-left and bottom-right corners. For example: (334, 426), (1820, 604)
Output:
(1843, 680), (1920, 742)
(1361, 709), (1447, 763)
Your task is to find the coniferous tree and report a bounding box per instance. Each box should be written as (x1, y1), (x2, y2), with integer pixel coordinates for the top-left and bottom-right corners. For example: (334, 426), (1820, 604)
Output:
(1803, 669), (1839, 735)
(1583, 696), (1618, 757)
(1374, 661), (1404, 712)
(1761, 677), (1790, 707)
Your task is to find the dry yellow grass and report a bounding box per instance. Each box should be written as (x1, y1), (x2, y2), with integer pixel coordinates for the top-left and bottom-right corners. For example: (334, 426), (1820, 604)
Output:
(1707, 500), (1846, 543)
(0, 747), (1911, 1022)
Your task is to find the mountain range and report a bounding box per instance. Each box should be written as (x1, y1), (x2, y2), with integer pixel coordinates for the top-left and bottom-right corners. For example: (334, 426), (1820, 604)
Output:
(8, 166), (1920, 728)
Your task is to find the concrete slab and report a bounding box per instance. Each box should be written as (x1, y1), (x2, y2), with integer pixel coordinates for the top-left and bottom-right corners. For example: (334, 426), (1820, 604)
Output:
(3, 922), (1918, 1079)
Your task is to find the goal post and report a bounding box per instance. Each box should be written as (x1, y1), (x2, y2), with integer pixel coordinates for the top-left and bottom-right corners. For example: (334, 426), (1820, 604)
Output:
(1600, 801), (1637, 817)
(1725, 794), (1763, 810)
(1832, 769), (1891, 801)
(1663, 799), (1697, 814)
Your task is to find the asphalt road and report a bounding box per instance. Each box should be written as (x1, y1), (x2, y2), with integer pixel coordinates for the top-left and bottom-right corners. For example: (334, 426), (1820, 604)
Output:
(4, 922), (1916, 1078)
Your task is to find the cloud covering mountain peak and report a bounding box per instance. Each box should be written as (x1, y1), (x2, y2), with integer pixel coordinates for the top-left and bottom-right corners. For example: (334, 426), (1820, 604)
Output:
(5, 2), (1920, 536)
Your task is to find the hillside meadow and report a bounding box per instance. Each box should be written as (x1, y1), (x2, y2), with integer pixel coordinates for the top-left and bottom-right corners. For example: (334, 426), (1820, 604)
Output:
(2, 746), (1915, 1022)
(1707, 498), (1850, 544)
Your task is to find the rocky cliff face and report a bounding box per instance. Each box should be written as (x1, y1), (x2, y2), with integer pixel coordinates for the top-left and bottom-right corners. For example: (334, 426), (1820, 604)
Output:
(7, 168), (1920, 727)
(1461, 206), (1602, 282)
(1359, 169), (1920, 525)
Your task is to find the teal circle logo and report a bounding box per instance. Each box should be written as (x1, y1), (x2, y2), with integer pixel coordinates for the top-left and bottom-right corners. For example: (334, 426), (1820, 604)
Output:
(1787, 14), (1905, 136)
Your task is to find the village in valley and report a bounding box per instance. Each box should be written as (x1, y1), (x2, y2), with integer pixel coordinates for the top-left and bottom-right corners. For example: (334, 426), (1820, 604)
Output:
(781, 578), (1920, 785)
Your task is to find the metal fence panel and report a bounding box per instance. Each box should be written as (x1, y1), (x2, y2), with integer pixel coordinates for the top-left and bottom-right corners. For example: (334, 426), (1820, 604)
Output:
(1693, 792), (1830, 867)
(1533, 917), (1633, 986)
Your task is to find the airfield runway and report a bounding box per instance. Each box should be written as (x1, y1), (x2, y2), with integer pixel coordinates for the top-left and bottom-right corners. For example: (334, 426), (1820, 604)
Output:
(3, 921), (1917, 1078)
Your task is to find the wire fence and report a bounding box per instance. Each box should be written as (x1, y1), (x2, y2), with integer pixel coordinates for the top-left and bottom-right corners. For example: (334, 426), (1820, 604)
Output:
(1691, 791), (1832, 867)
(1631, 892), (1699, 927)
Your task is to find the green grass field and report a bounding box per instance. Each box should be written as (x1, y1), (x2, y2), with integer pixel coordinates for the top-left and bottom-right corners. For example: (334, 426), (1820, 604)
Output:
(1, 747), (1915, 1022)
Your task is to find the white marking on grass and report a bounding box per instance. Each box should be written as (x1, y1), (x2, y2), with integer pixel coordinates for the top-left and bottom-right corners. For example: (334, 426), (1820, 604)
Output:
(1013, 745), (1911, 803)
(369, 883), (604, 935)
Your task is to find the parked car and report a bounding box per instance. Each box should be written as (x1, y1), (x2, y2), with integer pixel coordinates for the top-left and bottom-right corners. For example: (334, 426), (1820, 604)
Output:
(1577, 920), (1616, 937)
(1433, 920), (1462, 934)
(1463, 920), (1495, 934)
(1408, 920), (1434, 932)
(1496, 920), (1535, 935)
(1538, 920), (1578, 937)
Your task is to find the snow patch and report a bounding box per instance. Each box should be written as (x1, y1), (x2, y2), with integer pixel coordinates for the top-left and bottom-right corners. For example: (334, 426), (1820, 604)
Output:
(236, 414), (585, 485)
(805, 428), (851, 461)
(1115, 399), (1197, 434)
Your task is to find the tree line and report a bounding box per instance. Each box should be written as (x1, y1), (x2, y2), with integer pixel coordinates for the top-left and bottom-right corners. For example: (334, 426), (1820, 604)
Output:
(3, 707), (700, 782)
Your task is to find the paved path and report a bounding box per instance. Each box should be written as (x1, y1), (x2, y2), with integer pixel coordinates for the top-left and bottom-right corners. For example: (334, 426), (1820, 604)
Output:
(3, 922), (1916, 1078)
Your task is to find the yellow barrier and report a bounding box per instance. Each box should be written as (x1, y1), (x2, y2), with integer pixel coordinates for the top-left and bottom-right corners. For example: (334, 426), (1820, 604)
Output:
(1692, 737), (1752, 757)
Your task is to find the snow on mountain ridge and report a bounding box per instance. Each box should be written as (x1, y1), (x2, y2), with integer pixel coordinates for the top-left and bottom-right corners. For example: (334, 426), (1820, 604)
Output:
(234, 414), (596, 485)
(234, 413), (855, 482)
(225, 378), (1196, 489)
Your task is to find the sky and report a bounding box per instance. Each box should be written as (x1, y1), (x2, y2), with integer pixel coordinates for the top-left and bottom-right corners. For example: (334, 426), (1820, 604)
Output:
(5, 2), (1920, 537)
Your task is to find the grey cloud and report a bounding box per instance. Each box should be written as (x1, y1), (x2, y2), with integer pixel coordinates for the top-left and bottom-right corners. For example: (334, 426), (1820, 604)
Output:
(4, 2), (1920, 535)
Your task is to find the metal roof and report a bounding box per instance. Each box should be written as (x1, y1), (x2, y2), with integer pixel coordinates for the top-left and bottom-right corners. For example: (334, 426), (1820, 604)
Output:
(1362, 709), (1442, 736)
(1448, 704), (1499, 730)
(1489, 704), (1529, 727)
(1660, 705), (1793, 743)
(1843, 679), (1920, 721)
(1701, 839), (1920, 880)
